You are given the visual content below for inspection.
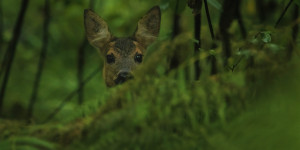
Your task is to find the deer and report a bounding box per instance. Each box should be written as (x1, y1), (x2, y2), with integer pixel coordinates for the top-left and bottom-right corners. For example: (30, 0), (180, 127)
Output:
(84, 6), (161, 87)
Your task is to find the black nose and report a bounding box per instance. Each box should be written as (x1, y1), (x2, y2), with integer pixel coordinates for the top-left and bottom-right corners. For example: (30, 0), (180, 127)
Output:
(114, 72), (133, 85)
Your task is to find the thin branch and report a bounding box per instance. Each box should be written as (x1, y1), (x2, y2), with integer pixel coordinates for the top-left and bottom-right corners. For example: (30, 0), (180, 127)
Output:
(203, 0), (218, 74)
(275, 0), (293, 28)
(236, 5), (247, 39)
(169, 0), (181, 70)
(228, 56), (244, 72)
(0, 0), (30, 114)
(89, 0), (96, 9)
(77, 40), (87, 105)
(172, 9), (180, 38)
(42, 66), (101, 123)
(77, 0), (97, 105)
(27, 0), (50, 120)
(287, 5), (299, 59)
(219, 0), (241, 66)
(203, 0), (215, 40)
(0, 51), (9, 78)
(194, 1), (202, 79)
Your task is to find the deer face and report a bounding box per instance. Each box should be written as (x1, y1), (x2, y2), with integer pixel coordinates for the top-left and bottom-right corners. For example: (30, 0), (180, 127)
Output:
(84, 6), (161, 87)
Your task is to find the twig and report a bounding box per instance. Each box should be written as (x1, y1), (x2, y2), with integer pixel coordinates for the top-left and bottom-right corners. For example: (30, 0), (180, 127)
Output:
(77, 40), (87, 105)
(89, 0), (96, 9)
(204, 0), (215, 40)
(287, 5), (299, 59)
(169, 0), (181, 71)
(275, 0), (293, 28)
(236, 6), (247, 39)
(0, 51), (9, 78)
(77, 0), (97, 105)
(219, 0), (241, 66)
(228, 56), (244, 72)
(203, 0), (218, 74)
(194, 1), (202, 79)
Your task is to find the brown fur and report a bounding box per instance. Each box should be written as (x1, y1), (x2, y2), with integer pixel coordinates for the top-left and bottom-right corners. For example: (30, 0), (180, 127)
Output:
(84, 6), (161, 87)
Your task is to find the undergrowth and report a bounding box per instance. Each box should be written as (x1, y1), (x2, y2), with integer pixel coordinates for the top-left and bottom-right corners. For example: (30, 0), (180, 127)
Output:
(1, 28), (299, 150)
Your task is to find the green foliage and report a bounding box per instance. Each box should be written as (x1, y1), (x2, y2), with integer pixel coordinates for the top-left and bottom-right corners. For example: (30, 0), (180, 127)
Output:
(65, 34), (299, 149)
(0, 137), (56, 150)
(258, 31), (272, 43)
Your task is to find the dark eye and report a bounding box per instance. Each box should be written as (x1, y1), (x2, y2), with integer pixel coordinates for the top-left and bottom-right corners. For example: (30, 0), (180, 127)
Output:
(106, 54), (115, 64)
(134, 53), (143, 63)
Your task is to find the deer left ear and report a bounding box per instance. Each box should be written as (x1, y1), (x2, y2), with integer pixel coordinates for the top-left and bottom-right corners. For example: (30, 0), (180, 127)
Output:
(134, 6), (161, 48)
(84, 9), (112, 54)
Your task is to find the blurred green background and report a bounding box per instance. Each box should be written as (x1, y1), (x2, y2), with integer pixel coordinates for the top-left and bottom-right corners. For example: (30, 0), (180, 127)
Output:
(0, 0), (300, 149)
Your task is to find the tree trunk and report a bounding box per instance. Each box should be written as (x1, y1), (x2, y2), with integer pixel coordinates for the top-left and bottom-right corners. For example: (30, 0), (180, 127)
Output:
(77, 0), (96, 105)
(0, 0), (30, 115)
(194, 3), (202, 79)
(27, 0), (50, 120)
(219, 0), (241, 66)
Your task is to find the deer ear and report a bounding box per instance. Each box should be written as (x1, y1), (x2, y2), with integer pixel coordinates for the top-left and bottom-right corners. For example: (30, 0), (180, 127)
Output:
(84, 9), (112, 53)
(134, 6), (161, 48)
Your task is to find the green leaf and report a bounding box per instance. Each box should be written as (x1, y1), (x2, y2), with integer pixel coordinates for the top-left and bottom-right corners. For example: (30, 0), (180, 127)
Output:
(160, 0), (171, 10)
(190, 38), (199, 44)
(208, 0), (222, 10)
(261, 32), (272, 43)
(209, 49), (217, 56)
(254, 31), (272, 44)
(266, 43), (282, 53)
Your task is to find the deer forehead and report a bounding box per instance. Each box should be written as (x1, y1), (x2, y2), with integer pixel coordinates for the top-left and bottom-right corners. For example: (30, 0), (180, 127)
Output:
(106, 38), (143, 57)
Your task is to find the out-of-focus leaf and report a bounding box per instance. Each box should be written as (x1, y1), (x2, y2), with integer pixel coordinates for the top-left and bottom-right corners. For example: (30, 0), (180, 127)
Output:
(160, 0), (170, 10)
(237, 49), (252, 57)
(190, 38), (200, 44)
(254, 31), (272, 44)
(209, 49), (217, 55)
(266, 43), (283, 53)
(261, 32), (272, 43)
(208, 0), (222, 10)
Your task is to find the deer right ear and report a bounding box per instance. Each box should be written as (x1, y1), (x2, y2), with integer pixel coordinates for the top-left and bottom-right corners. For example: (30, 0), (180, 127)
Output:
(134, 6), (161, 49)
(84, 9), (112, 53)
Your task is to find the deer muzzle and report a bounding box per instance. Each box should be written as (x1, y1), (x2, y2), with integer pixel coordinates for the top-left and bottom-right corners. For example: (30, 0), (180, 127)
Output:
(114, 71), (134, 85)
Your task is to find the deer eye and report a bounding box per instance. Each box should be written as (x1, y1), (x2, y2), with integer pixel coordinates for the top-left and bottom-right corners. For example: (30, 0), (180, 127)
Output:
(106, 53), (115, 64)
(134, 53), (143, 63)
